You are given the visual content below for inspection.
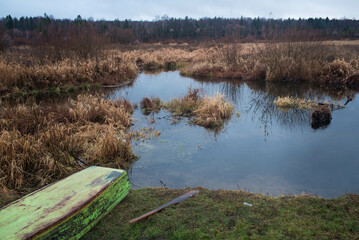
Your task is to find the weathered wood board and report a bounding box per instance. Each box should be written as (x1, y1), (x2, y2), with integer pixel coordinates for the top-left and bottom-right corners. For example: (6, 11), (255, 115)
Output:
(0, 166), (131, 240)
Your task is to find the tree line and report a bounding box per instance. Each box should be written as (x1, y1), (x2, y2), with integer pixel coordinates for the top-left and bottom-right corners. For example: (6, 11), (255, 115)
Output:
(1, 14), (359, 49)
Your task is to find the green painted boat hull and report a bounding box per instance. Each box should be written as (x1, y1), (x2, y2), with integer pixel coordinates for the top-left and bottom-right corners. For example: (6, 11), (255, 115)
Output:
(0, 166), (131, 240)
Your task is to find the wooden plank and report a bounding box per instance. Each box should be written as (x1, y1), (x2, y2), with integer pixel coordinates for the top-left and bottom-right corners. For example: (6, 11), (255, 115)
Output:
(0, 166), (131, 240)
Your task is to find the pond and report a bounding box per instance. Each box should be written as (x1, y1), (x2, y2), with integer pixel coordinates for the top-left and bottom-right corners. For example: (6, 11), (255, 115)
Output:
(108, 71), (359, 198)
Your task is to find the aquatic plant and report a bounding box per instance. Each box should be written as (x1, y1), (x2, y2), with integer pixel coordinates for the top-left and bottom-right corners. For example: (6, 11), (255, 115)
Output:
(140, 97), (162, 115)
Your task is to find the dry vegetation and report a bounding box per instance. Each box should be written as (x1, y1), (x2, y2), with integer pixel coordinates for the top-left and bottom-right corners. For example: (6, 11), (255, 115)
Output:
(1, 41), (358, 99)
(179, 41), (359, 85)
(165, 88), (234, 129)
(165, 88), (201, 116)
(0, 95), (135, 194)
(192, 93), (234, 128)
(1, 40), (358, 194)
(0, 48), (137, 97)
(274, 96), (318, 110)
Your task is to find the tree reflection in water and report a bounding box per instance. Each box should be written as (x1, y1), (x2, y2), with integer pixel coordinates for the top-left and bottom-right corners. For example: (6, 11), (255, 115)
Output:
(196, 77), (358, 139)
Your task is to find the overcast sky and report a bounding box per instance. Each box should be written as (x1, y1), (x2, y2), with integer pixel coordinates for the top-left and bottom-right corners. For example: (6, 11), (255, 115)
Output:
(1, 0), (358, 20)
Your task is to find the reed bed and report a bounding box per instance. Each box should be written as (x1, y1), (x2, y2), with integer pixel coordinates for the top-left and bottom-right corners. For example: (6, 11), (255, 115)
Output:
(0, 94), (135, 193)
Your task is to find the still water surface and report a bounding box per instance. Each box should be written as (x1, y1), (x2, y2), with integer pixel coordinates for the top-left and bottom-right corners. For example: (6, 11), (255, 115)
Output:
(108, 71), (359, 198)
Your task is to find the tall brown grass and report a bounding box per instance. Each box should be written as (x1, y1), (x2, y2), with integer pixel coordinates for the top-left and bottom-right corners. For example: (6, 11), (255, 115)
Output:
(179, 42), (359, 85)
(0, 48), (137, 96)
(0, 94), (134, 193)
(257, 42), (326, 82)
(1, 41), (358, 98)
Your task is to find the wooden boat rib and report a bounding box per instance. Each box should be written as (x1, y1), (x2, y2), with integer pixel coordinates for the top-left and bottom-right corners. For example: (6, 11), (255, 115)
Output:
(0, 166), (131, 240)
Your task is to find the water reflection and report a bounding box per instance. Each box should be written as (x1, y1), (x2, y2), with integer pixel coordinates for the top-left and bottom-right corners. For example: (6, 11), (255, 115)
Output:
(107, 71), (359, 197)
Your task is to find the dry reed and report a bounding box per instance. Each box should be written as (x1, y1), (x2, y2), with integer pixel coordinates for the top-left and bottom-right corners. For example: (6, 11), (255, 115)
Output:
(0, 94), (135, 192)
(192, 93), (234, 128)
(165, 88), (234, 129)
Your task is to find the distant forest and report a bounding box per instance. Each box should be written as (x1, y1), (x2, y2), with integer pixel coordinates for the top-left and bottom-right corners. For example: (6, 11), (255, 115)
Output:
(1, 14), (359, 48)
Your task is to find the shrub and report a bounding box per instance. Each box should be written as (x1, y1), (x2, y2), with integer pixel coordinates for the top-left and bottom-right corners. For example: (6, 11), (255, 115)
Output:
(258, 42), (326, 82)
(321, 59), (354, 84)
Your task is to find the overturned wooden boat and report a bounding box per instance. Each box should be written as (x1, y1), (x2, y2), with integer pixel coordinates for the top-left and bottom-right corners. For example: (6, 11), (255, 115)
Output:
(0, 166), (131, 240)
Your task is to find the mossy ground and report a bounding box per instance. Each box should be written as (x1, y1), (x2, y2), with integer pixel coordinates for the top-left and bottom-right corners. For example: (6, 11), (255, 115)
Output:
(83, 187), (359, 240)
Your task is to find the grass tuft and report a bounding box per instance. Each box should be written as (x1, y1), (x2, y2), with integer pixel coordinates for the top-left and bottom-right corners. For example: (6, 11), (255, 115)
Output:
(165, 88), (234, 130)
(140, 97), (162, 115)
(192, 93), (234, 128)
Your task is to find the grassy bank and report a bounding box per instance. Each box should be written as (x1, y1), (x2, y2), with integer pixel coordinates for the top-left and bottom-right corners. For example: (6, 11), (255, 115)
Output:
(83, 187), (359, 240)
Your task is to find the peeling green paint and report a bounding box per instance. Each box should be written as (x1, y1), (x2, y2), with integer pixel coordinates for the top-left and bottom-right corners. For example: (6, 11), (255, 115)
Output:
(0, 166), (130, 240)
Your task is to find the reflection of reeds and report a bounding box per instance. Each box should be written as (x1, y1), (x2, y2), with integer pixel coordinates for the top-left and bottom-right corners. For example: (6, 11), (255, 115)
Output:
(0, 94), (134, 193)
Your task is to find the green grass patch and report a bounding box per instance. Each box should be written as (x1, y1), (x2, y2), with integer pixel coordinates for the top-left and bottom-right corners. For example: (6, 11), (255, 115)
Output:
(83, 187), (359, 240)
